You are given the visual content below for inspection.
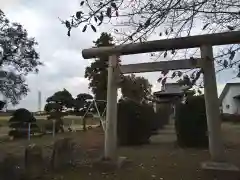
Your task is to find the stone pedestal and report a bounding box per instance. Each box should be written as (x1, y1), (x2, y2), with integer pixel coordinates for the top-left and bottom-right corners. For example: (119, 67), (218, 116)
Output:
(51, 138), (73, 170)
(1, 154), (22, 180)
(201, 161), (239, 180)
(25, 144), (44, 179)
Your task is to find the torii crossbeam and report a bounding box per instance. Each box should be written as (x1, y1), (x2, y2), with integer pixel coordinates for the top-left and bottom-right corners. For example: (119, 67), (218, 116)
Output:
(82, 31), (240, 168)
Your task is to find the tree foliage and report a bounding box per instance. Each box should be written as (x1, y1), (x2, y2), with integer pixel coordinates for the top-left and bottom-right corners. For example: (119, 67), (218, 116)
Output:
(44, 89), (74, 133)
(120, 74), (152, 102)
(85, 33), (152, 104)
(117, 99), (153, 146)
(45, 88), (74, 113)
(64, 0), (240, 87)
(0, 10), (42, 105)
(84, 32), (113, 101)
(8, 108), (39, 138)
(74, 93), (93, 115)
(175, 95), (208, 148)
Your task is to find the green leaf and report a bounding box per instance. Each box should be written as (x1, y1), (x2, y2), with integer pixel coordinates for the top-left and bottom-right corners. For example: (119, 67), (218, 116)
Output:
(94, 16), (98, 22)
(157, 77), (162, 83)
(67, 29), (71, 37)
(82, 25), (87, 32)
(223, 60), (228, 68)
(227, 26), (235, 31)
(161, 77), (167, 86)
(111, 2), (117, 10)
(76, 11), (82, 19)
(80, 1), (84, 6)
(171, 72), (176, 79)
(98, 12), (104, 21)
(65, 21), (71, 28)
(128, 36), (133, 40)
(97, 12), (104, 26)
(91, 25), (97, 32)
(229, 51), (236, 60)
(202, 23), (210, 30)
(164, 51), (167, 58)
(177, 71), (182, 77)
(165, 30), (168, 35)
(106, 7), (112, 18)
(144, 18), (152, 28)
(144, 18), (151, 28)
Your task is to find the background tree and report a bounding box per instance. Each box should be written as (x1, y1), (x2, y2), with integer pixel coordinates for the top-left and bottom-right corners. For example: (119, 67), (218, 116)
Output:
(64, 0), (240, 88)
(44, 89), (74, 133)
(84, 32), (114, 113)
(0, 9), (42, 105)
(8, 108), (39, 138)
(85, 32), (113, 101)
(120, 74), (152, 103)
(74, 93), (93, 131)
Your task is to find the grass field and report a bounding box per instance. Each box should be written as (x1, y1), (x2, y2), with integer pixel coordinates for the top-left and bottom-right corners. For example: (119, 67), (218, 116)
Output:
(0, 115), (101, 138)
(0, 115), (100, 126)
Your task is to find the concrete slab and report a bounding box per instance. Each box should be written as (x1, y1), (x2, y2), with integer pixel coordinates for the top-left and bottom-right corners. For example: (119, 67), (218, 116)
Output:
(201, 161), (239, 171)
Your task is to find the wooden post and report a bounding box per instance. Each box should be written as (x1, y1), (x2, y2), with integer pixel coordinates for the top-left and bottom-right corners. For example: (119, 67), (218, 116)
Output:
(28, 123), (31, 141)
(52, 119), (56, 137)
(104, 55), (118, 160)
(201, 45), (225, 162)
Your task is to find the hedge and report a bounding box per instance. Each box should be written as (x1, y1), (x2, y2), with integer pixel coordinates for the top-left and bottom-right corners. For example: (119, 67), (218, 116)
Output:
(117, 99), (164, 146)
(175, 95), (208, 148)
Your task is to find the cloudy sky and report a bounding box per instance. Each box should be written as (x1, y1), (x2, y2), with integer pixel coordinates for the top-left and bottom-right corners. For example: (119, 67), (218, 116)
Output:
(0, 0), (239, 111)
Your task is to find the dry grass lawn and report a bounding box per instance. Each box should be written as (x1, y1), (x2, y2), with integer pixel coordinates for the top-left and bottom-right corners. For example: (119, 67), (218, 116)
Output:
(0, 122), (240, 179)
(38, 122), (240, 180)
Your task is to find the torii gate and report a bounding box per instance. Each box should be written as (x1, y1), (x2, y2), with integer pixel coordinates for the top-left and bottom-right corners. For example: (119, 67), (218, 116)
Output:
(82, 31), (240, 167)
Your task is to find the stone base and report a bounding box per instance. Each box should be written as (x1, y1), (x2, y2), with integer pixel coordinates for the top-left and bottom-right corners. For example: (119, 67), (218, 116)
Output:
(201, 161), (240, 180)
(201, 161), (239, 171)
(117, 156), (128, 168)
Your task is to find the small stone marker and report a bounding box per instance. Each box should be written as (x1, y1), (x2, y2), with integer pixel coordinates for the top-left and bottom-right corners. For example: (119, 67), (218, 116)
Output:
(1, 154), (22, 180)
(51, 138), (73, 170)
(24, 144), (43, 179)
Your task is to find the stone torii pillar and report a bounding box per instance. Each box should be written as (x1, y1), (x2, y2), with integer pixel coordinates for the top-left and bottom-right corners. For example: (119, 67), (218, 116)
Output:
(201, 45), (225, 162)
(104, 55), (118, 160)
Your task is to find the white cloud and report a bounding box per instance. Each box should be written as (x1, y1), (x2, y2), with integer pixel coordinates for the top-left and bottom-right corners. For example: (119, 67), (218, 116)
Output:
(0, 0), (20, 9)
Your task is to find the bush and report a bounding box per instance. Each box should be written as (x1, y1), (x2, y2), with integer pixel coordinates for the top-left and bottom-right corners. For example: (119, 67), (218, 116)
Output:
(8, 108), (40, 138)
(117, 99), (159, 146)
(175, 95), (208, 148)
